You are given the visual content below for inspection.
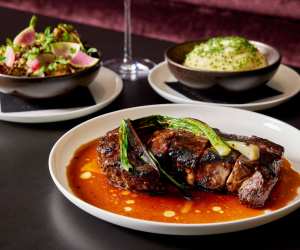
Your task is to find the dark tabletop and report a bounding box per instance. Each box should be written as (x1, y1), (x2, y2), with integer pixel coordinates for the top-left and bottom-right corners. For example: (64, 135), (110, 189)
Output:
(1, 7), (300, 250)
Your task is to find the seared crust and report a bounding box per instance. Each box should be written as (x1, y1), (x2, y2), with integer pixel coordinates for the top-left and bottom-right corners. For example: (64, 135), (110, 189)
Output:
(97, 129), (163, 192)
(97, 127), (284, 208)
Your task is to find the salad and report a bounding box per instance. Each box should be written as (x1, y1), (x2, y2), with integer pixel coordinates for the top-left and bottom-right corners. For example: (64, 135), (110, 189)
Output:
(0, 16), (99, 77)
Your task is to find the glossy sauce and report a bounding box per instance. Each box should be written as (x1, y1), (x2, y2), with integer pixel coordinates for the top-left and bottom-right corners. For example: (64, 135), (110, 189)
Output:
(67, 139), (300, 223)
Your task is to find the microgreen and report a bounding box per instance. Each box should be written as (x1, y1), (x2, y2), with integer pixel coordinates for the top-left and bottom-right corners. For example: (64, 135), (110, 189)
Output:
(47, 57), (69, 71)
(6, 38), (13, 46)
(23, 47), (40, 60)
(87, 47), (97, 54)
(62, 32), (70, 42)
(29, 15), (38, 28)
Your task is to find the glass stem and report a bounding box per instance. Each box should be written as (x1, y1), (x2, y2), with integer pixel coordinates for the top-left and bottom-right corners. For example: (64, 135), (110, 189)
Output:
(123, 0), (132, 64)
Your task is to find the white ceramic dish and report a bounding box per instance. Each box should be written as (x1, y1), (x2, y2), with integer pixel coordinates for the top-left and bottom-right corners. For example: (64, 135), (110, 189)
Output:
(0, 67), (123, 123)
(49, 104), (300, 235)
(148, 62), (300, 111)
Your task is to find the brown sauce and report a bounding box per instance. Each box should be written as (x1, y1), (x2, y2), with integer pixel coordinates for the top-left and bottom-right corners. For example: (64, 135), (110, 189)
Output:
(67, 139), (300, 224)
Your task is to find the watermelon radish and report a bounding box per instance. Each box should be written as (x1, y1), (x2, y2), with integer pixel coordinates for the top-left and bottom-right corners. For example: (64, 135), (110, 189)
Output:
(70, 51), (99, 68)
(13, 26), (35, 46)
(5, 46), (15, 67)
(51, 42), (80, 59)
(27, 54), (55, 72)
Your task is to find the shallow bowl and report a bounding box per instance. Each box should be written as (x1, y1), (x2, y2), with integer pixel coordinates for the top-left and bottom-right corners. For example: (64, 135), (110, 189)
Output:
(0, 51), (101, 99)
(49, 104), (300, 235)
(165, 40), (281, 91)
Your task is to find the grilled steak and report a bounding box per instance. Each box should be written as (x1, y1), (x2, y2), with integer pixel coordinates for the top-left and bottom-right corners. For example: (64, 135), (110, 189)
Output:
(97, 125), (284, 208)
(226, 155), (256, 192)
(195, 149), (240, 190)
(238, 159), (282, 207)
(97, 128), (163, 192)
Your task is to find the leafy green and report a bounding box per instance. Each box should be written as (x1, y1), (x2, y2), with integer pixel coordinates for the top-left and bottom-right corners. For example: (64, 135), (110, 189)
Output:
(29, 15), (37, 28)
(70, 47), (77, 54)
(41, 27), (54, 52)
(47, 57), (69, 71)
(0, 55), (5, 62)
(23, 47), (40, 60)
(6, 38), (13, 46)
(44, 26), (51, 36)
(119, 119), (133, 171)
(62, 32), (70, 42)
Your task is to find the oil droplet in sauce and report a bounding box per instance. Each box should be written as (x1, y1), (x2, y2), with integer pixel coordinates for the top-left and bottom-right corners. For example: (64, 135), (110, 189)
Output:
(67, 140), (300, 224)
(164, 210), (176, 217)
(124, 207), (132, 212)
(80, 171), (92, 180)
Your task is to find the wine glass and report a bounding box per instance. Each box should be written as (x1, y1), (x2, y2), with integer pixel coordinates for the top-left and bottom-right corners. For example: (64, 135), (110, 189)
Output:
(103, 0), (155, 81)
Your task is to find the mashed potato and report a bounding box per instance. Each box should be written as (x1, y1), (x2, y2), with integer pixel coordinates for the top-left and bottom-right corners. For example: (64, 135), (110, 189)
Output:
(184, 36), (267, 71)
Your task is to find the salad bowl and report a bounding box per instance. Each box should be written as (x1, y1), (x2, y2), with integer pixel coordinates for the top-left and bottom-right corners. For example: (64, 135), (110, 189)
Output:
(0, 51), (101, 99)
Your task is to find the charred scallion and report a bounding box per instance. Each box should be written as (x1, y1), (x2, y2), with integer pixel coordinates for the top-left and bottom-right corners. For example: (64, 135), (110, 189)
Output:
(119, 119), (188, 192)
(134, 115), (231, 157)
(119, 119), (133, 171)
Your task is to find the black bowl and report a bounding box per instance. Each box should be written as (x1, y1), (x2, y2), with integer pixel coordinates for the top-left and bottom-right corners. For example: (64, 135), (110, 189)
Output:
(165, 40), (281, 91)
(0, 51), (101, 99)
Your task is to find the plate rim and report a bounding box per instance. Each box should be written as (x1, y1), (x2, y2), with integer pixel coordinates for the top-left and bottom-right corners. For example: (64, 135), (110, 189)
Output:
(0, 67), (123, 123)
(148, 61), (300, 109)
(49, 103), (300, 235)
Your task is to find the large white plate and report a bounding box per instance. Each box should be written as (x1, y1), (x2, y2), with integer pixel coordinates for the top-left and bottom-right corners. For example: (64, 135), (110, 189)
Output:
(0, 67), (123, 123)
(49, 104), (300, 235)
(148, 62), (300, 111)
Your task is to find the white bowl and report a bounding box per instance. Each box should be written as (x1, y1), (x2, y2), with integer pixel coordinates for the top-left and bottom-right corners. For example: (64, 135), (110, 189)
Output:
(49, 104), (300, 235)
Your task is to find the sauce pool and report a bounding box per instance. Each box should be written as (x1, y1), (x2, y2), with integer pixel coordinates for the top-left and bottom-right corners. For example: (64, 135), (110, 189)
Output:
(67, 139), (300, 224)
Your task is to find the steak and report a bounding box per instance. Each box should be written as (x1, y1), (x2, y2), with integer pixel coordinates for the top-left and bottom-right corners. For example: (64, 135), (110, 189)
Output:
(238, 159), (282, 207)
(97, 128), (163, 192)
(195, 149), (240, 190)
(97, 126), (284, 208)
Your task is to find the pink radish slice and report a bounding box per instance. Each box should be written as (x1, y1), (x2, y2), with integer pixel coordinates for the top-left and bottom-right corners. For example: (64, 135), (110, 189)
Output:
(13, 26), (35, 46)
(27, 54), (55, 72)
(70, 51), (99, 68)
(27, 58), (40, 72)
(51, 42), (80, 59)
(5, 46), (15, 68)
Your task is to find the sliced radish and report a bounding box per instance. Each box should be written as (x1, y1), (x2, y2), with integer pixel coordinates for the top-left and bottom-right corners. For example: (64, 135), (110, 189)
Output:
(13, 26), (35, 46)
(27, 54), (55, 72)
(51, 42), (80, 59)
(27, 58), (40, 72)
(5, 46), (15, 68)
(70, 51), (99, 68)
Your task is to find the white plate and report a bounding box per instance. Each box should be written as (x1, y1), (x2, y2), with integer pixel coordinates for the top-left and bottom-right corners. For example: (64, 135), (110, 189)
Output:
(148, 62), (300, 111)
(0, 67), (123, 123)
(49, 104), (300, 235)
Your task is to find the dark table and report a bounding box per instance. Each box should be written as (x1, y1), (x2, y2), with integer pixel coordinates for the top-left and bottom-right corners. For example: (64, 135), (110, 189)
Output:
(1, 7), (300, 250)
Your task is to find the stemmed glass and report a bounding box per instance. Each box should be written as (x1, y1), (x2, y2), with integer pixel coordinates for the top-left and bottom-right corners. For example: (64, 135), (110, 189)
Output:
(103, 0), (155, 81)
